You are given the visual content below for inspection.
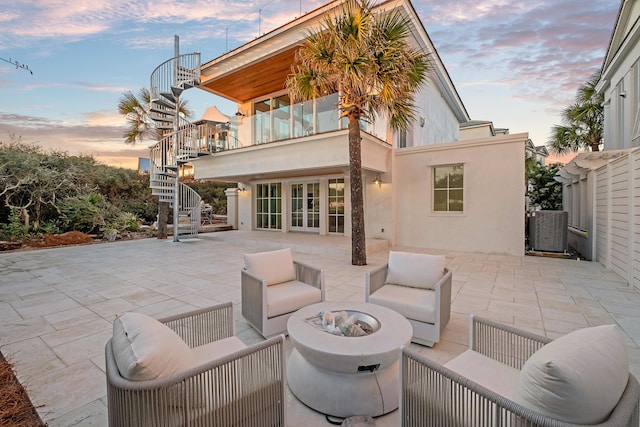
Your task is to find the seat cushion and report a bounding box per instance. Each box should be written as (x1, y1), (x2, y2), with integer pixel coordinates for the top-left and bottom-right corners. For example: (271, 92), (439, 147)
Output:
(243, 248), (296, 286)
(112, 312), (195, 381)
(369, 284), (435, 324)
(445, 350), (520, 398)
(513, 324), (629, 424)
(192, 336), (247, 366)
(385, 251), (446, 290)
(266, 280), (322, 318)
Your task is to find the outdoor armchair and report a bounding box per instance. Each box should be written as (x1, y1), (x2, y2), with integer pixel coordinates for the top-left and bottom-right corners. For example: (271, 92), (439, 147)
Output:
(241, 248), (325, 338)
(365, 251), (452, 346)
(400, 315), (640, 427)
(105, 302), (286, 426)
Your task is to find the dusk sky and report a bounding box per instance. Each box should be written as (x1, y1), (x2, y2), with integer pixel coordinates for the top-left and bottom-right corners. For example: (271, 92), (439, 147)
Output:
(0, 0), (620, 169)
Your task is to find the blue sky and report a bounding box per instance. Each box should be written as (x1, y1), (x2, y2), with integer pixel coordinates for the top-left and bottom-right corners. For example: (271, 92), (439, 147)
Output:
(0, 0), (620, 169)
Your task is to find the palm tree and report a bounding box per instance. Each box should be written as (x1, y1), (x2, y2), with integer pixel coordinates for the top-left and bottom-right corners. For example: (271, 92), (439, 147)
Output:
(286, 0), (429, 265)
(549, 72), (604, 154)
(117, 87), (192, 239)
(117, 88), (157, 144)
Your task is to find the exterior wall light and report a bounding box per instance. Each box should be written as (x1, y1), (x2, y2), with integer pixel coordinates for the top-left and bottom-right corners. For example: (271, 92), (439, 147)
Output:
(372, 173), (382, 187)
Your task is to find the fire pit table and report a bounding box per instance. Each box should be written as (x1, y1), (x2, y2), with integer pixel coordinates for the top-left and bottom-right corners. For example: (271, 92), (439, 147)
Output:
(287, 301), (413, 418)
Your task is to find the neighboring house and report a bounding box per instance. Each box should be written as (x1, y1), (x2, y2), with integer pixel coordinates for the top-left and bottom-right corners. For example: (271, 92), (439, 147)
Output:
(525, 139), (549, 166)
(459, 120), (510, 140)
(138, 157), (151, 173)
(556, 0), (640, 289)
(175, 0), (528, 255)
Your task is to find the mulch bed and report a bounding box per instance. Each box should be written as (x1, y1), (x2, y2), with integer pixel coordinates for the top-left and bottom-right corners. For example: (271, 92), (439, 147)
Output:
(1, 230), (156, 252)
(0, 352), (45, 426)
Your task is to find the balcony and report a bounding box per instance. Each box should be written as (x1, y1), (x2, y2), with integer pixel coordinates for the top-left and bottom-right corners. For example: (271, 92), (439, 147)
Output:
(188, 92), (390, 182)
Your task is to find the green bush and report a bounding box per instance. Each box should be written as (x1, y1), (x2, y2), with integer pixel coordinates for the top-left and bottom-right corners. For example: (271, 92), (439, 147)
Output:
(59, 194), (107, 233)
(0, 209), (29, 241)
(527, 163), (563, 210)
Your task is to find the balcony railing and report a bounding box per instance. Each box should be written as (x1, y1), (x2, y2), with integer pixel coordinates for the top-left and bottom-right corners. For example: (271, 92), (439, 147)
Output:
(176, 93), (388, 159)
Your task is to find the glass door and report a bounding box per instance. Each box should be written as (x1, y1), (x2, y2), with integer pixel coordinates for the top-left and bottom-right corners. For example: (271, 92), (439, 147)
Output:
(291, 182), (320, 232)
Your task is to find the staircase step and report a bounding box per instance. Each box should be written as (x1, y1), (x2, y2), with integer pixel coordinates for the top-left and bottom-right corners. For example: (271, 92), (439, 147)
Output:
(151, 98), (176, 110)
(171, 86), (184, 98)
(160, 92), (176, 102)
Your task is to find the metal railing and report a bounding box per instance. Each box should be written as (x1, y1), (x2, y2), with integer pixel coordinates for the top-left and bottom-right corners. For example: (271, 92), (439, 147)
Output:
(223, 93), (386, 151)
(150, 52), (201, 102)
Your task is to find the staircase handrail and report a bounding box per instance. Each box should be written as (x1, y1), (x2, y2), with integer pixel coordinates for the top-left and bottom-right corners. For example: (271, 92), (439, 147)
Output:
(178, 182), (201, 235)
(150, 52), (201, 102)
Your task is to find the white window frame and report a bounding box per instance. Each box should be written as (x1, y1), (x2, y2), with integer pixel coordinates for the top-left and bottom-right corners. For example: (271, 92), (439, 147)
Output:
(432, 163), (464, 213)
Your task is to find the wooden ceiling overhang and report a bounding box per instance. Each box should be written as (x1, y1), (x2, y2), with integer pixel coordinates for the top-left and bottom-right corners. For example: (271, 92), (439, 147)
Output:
(199, 46), (300, 104)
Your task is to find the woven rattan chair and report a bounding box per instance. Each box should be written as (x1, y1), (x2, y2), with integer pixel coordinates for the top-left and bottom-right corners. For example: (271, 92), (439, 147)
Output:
(366, 251), (452, 346)
(241, 248), (324, 338)
(105, 302), (286, 426)
(400, 315), (640, 427)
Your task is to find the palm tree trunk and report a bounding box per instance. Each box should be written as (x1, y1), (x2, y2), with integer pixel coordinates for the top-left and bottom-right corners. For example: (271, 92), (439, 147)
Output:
(157, 202), (168, 239)
(348, 116), (367, 266)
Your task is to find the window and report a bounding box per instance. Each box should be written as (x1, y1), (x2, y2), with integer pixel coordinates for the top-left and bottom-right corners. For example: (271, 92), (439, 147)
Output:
(273, 94), (291, 141)
(328, 178), (345, 233)
(433, 165), (463, 212)
(398, 128), (413, 148)
(254, 99), (271, 144)
(256, 182), (282, 230)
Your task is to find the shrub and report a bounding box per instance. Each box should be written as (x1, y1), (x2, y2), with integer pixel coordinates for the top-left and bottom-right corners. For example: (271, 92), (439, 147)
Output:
(0, 209), (29, 242)
(59, 194), (107, 233)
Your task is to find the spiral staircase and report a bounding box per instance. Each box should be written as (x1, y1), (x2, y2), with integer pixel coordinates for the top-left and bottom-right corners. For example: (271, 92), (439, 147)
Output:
(148, 51), (203, 240)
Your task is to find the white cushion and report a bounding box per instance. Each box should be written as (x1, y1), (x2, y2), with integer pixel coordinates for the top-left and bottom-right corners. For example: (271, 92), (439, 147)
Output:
(266, 280), (322, 318)
(192, 336), (247, 366)
(243, 248), (296, 286)
(445, 350), (520, 398)
(385, 251), (446, 290)
(369, 284), (436, 324)
(112, 312), (195, 381)
(513, 324), (629, 424)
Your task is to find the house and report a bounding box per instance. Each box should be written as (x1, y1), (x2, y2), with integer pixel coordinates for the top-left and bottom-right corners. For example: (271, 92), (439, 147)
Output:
(556, 0), (640, 288)
(525, 139), (549, 166)
(165, 0), (528, 256)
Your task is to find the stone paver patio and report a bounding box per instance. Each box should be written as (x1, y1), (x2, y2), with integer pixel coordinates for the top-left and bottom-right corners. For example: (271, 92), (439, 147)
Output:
(1, 230), (639, 426)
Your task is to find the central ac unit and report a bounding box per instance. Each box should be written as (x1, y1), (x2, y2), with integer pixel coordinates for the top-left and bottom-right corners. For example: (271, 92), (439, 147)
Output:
(528, 211), (568, 252)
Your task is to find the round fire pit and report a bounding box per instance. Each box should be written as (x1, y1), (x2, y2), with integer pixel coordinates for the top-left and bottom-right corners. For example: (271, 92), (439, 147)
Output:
(287, 301), (413, 418)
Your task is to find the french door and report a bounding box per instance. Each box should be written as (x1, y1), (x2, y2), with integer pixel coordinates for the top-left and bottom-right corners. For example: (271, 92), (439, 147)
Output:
(290, 182), (320, 232)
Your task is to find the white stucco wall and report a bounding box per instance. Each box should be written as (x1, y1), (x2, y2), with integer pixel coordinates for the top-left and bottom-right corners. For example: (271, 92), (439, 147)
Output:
(365, 171), (393, 241)
(391, 133), (527, 255)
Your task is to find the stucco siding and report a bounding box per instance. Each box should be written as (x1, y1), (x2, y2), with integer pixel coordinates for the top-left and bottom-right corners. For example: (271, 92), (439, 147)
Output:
(392, 133), (526, 255)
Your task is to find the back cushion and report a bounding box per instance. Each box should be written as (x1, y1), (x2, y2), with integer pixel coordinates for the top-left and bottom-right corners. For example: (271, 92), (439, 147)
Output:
(243, 248), (296, 286)
(385, 251), (446, 290)
(513, 324), (629, 424)
(112, 312), (195, 381)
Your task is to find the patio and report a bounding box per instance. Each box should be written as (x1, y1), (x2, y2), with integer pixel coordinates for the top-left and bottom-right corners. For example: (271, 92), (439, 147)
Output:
(0, 230), (639, 426)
